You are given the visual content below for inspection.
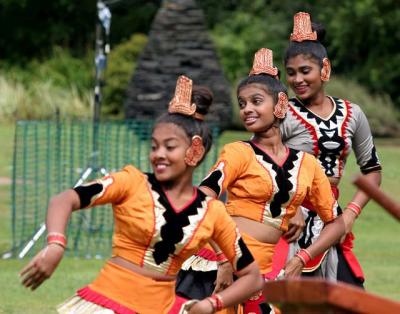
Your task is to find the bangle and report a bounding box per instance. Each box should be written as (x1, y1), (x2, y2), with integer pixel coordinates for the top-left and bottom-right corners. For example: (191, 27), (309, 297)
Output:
(205, 297), (217, 313)
(207, 294), (224, 312)
(216, 251), (228, 264)
(47, 242), (66, 250)
(213, 294), (224, 311)
(295, 248), (312, 266)
(217, 259), (229, 266)
(47, 232), (67, 249)
(347, 202), (362, 217)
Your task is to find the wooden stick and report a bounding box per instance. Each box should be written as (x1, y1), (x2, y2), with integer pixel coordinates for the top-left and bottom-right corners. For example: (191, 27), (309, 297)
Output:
(353, 175), (400, 221)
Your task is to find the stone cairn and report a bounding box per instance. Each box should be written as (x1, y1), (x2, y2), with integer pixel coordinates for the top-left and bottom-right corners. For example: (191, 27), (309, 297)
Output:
(124, 0), (232, 130)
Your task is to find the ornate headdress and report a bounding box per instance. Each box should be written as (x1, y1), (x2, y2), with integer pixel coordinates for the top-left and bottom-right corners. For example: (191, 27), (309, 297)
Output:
(290, 12), (317, 42)
(167, 76), (205, 166)
(248, 48), (289, 119)
(168, 75), (204, 120)
(249, 48), (278, 77)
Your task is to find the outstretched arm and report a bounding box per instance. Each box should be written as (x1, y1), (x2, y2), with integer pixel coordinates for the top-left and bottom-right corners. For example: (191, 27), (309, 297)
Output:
(20, 189), (81, 290)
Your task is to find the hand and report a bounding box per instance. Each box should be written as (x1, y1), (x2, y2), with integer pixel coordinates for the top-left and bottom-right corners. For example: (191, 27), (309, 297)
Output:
(213, 262), (234, 294)
(283, 256), (303, 278)
(188, 299), (214, 314)
(284, 207), (305, 243)
(20, 244), (64, 290)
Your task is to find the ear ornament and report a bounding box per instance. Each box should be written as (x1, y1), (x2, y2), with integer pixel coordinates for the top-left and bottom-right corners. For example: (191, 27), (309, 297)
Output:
(184, 135), (205, 167)
(273, 92), (289, 119)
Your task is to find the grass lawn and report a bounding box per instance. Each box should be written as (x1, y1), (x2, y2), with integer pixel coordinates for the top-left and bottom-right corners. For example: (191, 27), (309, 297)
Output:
(0, 125), (399, 313)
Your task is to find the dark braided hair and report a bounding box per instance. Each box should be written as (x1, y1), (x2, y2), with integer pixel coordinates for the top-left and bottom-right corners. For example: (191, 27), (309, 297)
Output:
(154, 86), (214, 164)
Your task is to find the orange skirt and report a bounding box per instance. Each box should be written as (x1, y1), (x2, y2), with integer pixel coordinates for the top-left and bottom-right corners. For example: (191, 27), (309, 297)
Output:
(83, 261), (177, 313)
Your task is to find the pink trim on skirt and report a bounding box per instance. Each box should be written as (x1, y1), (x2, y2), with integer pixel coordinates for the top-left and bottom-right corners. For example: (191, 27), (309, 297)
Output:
(78, 286), (137, 314)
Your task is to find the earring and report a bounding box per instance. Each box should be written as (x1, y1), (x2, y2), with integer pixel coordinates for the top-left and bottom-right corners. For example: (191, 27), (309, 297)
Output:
(184, 136), (205, 167)
(273, 92), (289, 119)
(321, 58), (331, 82)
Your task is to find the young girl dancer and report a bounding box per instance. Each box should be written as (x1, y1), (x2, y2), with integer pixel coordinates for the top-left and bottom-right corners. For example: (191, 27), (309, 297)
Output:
(178, 48), (358, 313)
(275, 12), (382, 287)
(20, 75), (263, 314)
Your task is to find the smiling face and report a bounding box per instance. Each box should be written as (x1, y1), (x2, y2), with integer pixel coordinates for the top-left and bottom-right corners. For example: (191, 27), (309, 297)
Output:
(237, 83), (276, 133)
(285, 54), (324, 100)
(150, 122), (191, 183)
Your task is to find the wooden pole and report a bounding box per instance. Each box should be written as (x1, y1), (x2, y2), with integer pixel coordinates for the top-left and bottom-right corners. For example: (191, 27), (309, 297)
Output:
(353, 175), (400, 221)
(263, 279), (400, 314)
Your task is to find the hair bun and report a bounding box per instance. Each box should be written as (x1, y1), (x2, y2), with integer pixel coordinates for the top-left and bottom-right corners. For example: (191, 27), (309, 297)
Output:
(192, 85), (213, 116)
(311, 22), (326, 42)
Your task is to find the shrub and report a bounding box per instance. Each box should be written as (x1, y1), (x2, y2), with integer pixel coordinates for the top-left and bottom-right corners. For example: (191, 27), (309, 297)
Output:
(0, 75), (92, 122)
(3, 47), (93, 94)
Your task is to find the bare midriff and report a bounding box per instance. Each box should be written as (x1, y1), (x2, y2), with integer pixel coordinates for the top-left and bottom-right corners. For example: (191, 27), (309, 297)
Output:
(109, 256), (176, 282)
(232, 216), (282, 244)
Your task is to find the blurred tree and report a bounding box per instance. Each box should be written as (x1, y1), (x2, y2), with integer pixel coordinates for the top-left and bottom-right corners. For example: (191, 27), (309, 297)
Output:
(317, 0), (400, 105)
(199, 0), (399, 107)
(0, 0), (159, 62)
(0, 0), (95, 61)
(0, 0), (398, 108)
(199, 0), (321, 81)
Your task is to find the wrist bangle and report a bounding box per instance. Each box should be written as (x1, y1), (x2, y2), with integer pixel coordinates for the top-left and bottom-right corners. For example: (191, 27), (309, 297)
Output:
(217, 259), (229, 266)
(295, 248), (312, 266)
(216, 251), (228, 263)
(205, 297), (217, 313)
(346, 202), (362, 217)
(207, 294), (224, 312)
(47, 232), (67, 249)
(213, 294), (224, 311)
(47, 242), (66, 250)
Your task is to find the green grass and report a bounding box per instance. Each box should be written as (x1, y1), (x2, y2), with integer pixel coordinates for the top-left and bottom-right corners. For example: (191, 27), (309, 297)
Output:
(0, 258), (103, 314)
(0, 126), (399, 313)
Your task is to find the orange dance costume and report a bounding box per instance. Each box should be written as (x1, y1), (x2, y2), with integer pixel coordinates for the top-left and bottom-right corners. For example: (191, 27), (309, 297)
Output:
(200, 140), (339, 274)
(61, 165), (254, 314)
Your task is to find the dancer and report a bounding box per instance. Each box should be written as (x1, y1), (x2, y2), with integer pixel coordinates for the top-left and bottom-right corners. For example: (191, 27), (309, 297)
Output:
(275, 12), (382, 287)
(177, 48), (358, 313)
(20, 75), (263, 314)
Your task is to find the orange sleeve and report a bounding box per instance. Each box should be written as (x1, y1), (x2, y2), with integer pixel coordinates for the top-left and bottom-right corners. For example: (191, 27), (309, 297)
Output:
(307, 157), (339, 223)
(200, 142), (249, 197)
(211, 200), (254, 271)
(75, 165), (143, 208)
